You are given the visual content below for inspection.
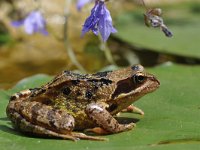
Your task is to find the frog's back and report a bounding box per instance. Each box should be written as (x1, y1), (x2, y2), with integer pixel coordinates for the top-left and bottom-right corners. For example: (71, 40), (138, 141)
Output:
(31, 66), (144, 111)
(26, 70), (116, 129)
(37, 70), (114, 102)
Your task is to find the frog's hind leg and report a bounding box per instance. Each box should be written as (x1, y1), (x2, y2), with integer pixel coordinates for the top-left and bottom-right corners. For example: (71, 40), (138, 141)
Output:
(9, 109), (106, 141)
(7, 100), (77, 140)
(10, 111), (78, 141)
(7, 100), (106, 141)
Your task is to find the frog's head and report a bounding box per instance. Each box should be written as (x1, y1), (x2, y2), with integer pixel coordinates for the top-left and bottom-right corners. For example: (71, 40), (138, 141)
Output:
(108, 64), (160, 113)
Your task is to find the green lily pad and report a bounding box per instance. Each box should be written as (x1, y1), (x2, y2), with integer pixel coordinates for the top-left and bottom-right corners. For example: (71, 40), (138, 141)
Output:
(0, 64), (200, 150)
(115, 2), (200, 59)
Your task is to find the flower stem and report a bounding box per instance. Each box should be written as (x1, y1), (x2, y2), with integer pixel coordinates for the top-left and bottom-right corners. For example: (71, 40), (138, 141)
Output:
(98, 34), (115, 65)
(64, 0), (86, 73)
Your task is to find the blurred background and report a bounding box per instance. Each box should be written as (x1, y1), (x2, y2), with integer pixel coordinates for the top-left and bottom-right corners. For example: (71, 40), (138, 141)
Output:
(0, 0), (200, 89)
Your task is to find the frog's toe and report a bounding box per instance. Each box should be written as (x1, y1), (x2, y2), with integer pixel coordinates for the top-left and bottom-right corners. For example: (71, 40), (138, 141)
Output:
(122, 105), (144, 115)
(124, 122), (136, 131)
(51, 133), (79, 141)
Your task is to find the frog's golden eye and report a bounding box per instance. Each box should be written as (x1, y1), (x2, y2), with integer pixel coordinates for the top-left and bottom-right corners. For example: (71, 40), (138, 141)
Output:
(133, 74), (146, 84)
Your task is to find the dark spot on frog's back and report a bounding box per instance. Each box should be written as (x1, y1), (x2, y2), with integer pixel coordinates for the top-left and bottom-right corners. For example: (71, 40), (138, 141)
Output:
(62, 87), (71, 95)
(29, 88), (40, 92)
(64, 70), (86, 79)
(71, 80), (80, 85)
(93, 71), (112, 78)
(63, 70), (71, 75)
(10, 95), (18, 101)
(100, 78), (112, 85)
(87, 78), (112, 86)
(31, 88), (46, 97)
(85, 91), (93, 99)
(42, 99), (52, 105)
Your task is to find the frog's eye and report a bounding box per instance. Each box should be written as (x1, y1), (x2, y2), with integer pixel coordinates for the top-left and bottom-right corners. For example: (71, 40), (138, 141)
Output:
(133, 74), (146, 84)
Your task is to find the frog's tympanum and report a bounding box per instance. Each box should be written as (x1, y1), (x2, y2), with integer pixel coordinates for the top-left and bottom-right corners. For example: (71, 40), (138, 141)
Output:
(6, 65), (160, 141)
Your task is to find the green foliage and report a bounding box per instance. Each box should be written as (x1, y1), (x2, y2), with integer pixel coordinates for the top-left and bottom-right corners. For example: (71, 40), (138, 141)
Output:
(10, 74), (53, 93)
(190, 2), (200, 14)
(0, 64), (200, 150)
(0, 34), (11, 46)
(0, 22), (12, 46)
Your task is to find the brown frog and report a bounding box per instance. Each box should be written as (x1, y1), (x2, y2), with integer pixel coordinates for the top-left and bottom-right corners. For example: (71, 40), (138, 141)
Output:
(6, 65), (160, 141)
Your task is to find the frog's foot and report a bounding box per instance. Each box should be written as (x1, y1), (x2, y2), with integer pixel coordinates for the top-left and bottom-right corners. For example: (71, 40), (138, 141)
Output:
(71, 132), (107, 141)
(85, 127), (109, 135)
(86, 103), (136, 134)
(122, 105), (144, 115)
(85, 123), (136, 135)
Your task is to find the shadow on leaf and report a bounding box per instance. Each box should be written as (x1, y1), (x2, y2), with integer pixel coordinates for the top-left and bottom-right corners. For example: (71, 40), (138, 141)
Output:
(0, 124), (23, 136)
(116, 117), (140, 124)
(150, 138), (200, 146)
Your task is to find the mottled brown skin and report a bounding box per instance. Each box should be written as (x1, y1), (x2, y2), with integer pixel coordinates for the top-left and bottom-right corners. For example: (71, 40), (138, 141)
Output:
(6, 65), (160, 141)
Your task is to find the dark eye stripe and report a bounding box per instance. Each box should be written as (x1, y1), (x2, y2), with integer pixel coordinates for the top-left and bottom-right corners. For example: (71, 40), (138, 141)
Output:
(111, 78), (137, 99)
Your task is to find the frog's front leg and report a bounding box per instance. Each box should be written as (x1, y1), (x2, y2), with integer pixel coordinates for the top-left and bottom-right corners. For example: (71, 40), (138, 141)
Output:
(85, 102), (136, 134)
